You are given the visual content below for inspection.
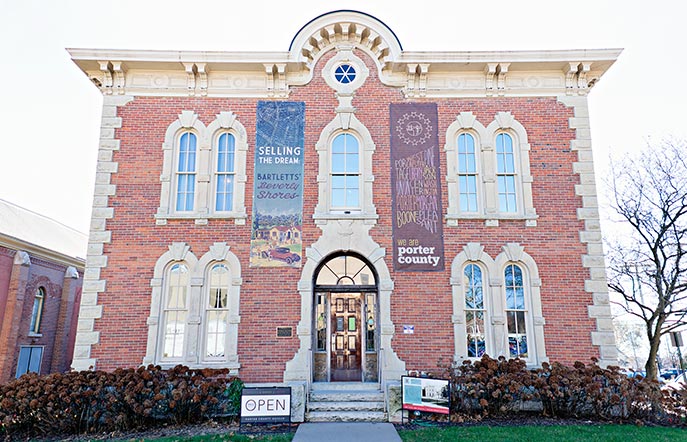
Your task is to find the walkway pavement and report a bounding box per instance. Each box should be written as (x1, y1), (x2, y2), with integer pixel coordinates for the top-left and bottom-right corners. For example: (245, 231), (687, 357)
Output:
(293, 422), (402, 442)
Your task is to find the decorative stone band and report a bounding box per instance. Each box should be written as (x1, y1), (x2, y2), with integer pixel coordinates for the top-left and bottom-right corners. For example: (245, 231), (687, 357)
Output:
(557, 95), (618, 368)
(71, 95), (134, 372)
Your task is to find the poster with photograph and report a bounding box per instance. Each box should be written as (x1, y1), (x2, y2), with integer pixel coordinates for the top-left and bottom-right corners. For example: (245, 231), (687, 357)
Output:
(401, 375), (450, 415)
(250, 101), (305, 268)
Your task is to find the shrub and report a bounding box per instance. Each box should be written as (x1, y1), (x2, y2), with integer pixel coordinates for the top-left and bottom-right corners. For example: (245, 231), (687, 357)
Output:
(443, 355), (685, 425)
(0, 365), (242, 438)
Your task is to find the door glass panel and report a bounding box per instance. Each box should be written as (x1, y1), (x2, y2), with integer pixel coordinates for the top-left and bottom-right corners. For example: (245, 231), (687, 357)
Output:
(348, 316), (356, 331)
(330, 293), (362, 381)
(316, 293), (327, 352)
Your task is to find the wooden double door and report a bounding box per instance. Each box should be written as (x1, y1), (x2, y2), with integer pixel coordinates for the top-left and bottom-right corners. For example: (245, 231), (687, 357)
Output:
(330, 293), (363, 381)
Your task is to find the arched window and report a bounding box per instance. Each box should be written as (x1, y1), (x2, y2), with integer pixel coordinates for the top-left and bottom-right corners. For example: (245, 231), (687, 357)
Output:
(204, 264), (229, 360)
(504, 263), (528, 358)
(156, 111), (248, 224)
(464, 264), (485, 357)
(215, 133), (236, 212)
(452, 243), (547, 366)
(496, 133), (517, 213)
(446, 112), (537, 226)
(162, 263), (189, 360)
(175, 132), (197, 212)
(331, 133), (360, 211)
(146, 243), (242, 372)
(458, 133), (478, 213)
(29, 287), (45, 334)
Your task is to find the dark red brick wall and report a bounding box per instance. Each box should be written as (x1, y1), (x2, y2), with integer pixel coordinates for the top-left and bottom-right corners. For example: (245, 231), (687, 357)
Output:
(93, 48), (597, 380)
(0, 247), (82, 382)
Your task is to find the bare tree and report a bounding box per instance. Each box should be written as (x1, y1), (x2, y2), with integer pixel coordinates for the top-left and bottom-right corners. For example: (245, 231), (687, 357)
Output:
(606, 138), (687, 380)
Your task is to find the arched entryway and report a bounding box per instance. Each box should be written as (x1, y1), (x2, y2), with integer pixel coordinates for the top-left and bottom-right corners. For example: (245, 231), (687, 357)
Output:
(312, 253), (379, 382)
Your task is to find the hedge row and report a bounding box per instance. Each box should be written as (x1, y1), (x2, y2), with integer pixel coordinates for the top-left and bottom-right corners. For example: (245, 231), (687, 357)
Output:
(443, 355), (686, 425)
(0, 365), (242, 438)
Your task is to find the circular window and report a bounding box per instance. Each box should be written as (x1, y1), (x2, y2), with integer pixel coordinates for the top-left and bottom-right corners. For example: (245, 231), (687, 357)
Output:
(334, 64), (357, 84)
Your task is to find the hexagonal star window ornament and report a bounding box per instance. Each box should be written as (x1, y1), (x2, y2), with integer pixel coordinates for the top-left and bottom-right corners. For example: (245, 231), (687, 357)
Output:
(334, 64), (357, 84)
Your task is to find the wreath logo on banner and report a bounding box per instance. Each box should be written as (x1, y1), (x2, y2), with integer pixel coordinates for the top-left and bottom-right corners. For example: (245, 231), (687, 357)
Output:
(396, 111), (433, 146)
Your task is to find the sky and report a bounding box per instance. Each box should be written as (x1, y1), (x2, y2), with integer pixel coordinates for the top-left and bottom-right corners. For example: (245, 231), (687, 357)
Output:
(0, 0), (684, 236)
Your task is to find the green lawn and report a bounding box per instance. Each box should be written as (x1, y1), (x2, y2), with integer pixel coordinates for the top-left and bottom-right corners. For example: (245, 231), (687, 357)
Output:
(397, 424), (687, 442)
(126, 424), (686, 442)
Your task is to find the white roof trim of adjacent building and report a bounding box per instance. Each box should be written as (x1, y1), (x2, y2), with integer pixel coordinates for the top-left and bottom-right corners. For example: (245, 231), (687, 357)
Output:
(68, 11), (622, 99)
(0, 199), (87, 266)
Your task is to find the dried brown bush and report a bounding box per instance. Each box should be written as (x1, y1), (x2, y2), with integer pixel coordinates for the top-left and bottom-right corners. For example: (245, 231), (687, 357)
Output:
(443, 355), (685, 426)
(0, 365), (242, 439)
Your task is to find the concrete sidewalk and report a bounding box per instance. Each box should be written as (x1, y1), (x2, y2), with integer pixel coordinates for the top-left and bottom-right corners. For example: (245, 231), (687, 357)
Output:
(293, 422), (402, 442)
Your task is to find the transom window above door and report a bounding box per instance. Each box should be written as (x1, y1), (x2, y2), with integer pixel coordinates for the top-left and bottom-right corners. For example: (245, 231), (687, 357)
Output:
(316, 254), (376, 287)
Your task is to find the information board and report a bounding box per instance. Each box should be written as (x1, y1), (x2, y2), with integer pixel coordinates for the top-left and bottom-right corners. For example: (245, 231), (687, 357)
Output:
(401, 376), (450, 415)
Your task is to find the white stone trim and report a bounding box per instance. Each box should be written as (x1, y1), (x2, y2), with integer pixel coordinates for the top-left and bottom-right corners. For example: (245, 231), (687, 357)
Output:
(493, 243), (548, 366)
(142, 242), (242, 373)
(72, 95), (134, 372)
(283, 220), (405, 385)
(444, 112), (538, 227)
(69, 11), (620, 99)
(450, 243), (496, 363)
(155, 112), (249, 225)
(557, 95), (618, 368)
(450, 242), (547, 366)
(444, 112), (488, 224)
(144, 242), (197, 366)
(195, 243), (241, 372)
(313, 114), (377, 223)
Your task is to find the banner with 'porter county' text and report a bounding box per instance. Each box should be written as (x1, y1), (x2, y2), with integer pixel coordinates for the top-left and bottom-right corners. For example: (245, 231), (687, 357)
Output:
(390, 103), (444, 272)
(250, 101), (305, 268)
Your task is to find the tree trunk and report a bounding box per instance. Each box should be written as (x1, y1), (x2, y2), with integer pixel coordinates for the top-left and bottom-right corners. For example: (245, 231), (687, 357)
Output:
(644, 334), (661, 380)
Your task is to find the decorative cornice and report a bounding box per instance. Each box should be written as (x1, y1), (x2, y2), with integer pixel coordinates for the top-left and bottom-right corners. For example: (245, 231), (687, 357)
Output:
(68, 11), (621, 99)
(0, 234), (85, 270)
(70, 46), (621, 99)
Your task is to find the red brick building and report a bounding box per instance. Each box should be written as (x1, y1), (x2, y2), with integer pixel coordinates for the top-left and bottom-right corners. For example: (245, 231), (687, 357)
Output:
(0, 199), (85, 383)
(69, 11), (620, 421)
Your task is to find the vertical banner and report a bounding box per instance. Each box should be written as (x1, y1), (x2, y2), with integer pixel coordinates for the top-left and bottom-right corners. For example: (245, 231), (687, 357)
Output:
(390, 103), (444, 272)
(250, 101), (305, 268)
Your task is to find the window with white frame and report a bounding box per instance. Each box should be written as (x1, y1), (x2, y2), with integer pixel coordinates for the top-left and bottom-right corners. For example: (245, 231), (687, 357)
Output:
(215, 133), (236, 212)
(204, 263), (229, 360)
(457, 133), (479, 213)
(330, 133), (361, 211)
(162, 263), (189, 360)
(451, 243), (547, 365)
(175, 132), (197, 212)
(445, 112), (537, 225)
(145, 242), (242, 372)
(29, 287), (45, 334)
(504, 263), (528, 359)
(495, 133), (517, 213)
(156, 111), (248, 224)
(464, 264), (486, 357)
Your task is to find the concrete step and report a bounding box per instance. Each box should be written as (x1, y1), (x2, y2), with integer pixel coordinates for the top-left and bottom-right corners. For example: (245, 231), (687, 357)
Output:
(311, 382), (381, 391)
(309, 390), (385, 402)
(305, 410), (388, 422)
(307, 400), (386, 412)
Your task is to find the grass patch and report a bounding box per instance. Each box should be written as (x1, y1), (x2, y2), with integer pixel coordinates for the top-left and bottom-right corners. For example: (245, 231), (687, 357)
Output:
(397, 424), (687, 442)
(137, 433), (294, 442)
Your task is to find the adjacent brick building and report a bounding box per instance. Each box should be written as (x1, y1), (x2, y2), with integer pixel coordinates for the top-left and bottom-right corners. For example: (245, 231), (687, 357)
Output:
(68, 10), (620, 420)
(0, 199), (86, 383)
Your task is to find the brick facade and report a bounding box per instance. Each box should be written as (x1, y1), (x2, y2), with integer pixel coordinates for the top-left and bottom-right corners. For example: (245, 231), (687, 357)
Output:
(0, 246), (83, 383)
(70, 11), (619, 395)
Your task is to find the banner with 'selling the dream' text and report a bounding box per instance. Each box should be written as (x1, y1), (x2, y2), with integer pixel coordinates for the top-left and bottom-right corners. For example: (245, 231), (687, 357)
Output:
(250, 101), (305, 268)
